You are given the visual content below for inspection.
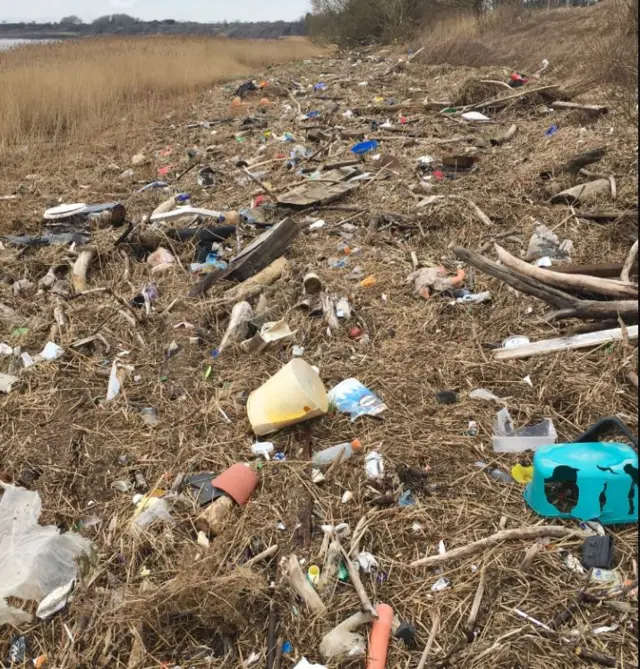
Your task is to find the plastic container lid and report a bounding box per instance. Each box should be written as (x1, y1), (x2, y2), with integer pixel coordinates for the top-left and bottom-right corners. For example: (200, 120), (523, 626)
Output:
(43, 203), (87, 220)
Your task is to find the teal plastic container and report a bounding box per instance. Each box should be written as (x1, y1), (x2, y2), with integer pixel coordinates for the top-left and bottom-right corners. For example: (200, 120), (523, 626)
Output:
(524, 442), (638, 525)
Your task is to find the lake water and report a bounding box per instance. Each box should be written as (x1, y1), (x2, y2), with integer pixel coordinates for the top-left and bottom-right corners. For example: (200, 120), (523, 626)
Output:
(0, 38), (51, 51)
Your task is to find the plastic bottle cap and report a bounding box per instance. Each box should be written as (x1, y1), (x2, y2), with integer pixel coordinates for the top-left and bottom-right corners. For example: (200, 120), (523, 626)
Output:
(351, 439), (362, 450)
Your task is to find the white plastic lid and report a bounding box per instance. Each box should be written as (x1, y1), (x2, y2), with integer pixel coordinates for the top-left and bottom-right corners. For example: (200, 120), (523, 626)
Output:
(43, 203), (87, 220)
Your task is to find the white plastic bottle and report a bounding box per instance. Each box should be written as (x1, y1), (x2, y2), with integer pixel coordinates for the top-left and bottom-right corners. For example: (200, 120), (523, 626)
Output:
(312, 440), (362, 467)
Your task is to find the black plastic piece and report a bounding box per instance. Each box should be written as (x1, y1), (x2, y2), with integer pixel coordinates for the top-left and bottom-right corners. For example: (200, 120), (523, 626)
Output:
(395, 621), (416, 646)
(436, 390), (458, 405)
(582, 535), (614, 569)
(572, 416), (637, 449)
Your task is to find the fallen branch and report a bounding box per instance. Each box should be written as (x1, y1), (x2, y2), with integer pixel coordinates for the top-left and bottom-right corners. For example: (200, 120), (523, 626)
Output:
(340, 546), (377, 617)
(494, 244), (637, 299)
(493, 325), (638, 360)
(409, 526), (582, 568)
(464, 570), (486, 641)
(222, 257), (289, 304)
(72, 248), (94, 293)
(452, 245), (638, 321)
(282, 554), (326, 616)
(490, 124), (518, 146)
(549, 101), (608, 114)
(416, 614), (440, 669)
(244, 544), (278, 569)
(621, 240), (638, 283)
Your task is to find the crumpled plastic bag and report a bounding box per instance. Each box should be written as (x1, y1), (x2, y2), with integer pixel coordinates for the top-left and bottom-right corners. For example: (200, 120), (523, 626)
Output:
(407, 266), (465, 299)
(0, 483), (92, 625)
(525, 223), (574, 262)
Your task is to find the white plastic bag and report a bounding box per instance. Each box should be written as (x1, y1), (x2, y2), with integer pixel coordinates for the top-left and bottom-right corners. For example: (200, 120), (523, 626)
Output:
(0, 483), (92, 625)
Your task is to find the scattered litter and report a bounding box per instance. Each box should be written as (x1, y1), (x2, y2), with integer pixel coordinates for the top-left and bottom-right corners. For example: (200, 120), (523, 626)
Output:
(0, 372), (19, 393)
(525, 223), (573, 262)
(248, 359), (328, 435)
(293, 659), (327, 669)
(469, 388), (505, 404)
(503, 335), (531, 349)
(461, 111), (490, 122)
(351, 140), (379, 155)
(436, 390), (458, 405)
(493, 407), (557, 453)
(0, 484), (92, 625)
(365, 450), (384, 479)
(511, 464), (534, 484)
(251, 442), (275, 460)
(431, 577), (451, 591)
(328, 378), (387, 419)
(356, 551), (379, 573)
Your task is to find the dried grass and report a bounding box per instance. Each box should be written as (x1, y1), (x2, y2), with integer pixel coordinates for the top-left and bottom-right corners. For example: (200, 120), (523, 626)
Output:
(0, 36), (326, 148)
(0, 13), (637, 669)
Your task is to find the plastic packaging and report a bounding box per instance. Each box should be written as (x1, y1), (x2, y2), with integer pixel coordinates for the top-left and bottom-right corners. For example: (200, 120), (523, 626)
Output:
(312, 440), (362, 467)
(329, 378), (387, 420)
(474, 461), (513, 484)
(0, 483), (92, 625)
(493, 407), (557, 453)
(247, 359), (329, 436)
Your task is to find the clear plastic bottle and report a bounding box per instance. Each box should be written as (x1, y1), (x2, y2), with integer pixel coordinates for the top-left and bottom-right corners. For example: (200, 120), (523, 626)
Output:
(312, 440), (362, 467)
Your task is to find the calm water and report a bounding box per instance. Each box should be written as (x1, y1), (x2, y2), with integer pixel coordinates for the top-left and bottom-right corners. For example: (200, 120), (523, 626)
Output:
(0, 38), (51, 52)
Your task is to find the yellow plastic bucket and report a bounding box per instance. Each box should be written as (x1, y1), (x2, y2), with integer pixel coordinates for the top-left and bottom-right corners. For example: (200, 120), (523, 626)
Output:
(247, 359), (328, 436)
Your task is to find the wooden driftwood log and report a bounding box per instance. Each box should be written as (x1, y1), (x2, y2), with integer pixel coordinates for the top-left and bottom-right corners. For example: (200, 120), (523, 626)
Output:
(72, 248), (94, 293)
(222, 257), (289, 304)
(282, 554), (326, 616)
(452, 245), (638, 321)
(410, 526), (582, 567)
(490, 124), (518, 146)
(494, 244), (638, 299)
(550, 179), (611, 205)
(190, 217), (299, 297)
(621, 240), (639, 283)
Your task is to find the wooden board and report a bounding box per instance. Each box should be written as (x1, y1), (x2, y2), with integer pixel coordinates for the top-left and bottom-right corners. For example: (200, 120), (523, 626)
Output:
(494, 325), (638, 360)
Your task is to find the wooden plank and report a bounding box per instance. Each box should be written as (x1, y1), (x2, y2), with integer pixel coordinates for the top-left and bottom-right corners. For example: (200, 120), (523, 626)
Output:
(188, 217), (299, 296)
(494, 325), (638, 360)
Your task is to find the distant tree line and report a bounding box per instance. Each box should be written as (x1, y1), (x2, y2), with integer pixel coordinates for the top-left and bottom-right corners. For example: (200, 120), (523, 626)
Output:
(0, 13), (307, 40)
(305, 0), (600, 45)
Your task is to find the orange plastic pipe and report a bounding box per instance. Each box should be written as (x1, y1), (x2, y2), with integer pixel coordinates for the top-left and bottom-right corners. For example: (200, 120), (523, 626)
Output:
(367, 603), (394, 669)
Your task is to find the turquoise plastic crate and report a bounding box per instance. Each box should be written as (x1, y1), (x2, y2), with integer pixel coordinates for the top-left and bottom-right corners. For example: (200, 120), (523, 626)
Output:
(524, 442), (638, 525)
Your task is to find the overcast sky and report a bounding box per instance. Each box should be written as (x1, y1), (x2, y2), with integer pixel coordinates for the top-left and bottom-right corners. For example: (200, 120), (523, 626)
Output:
(0, 0), (311, 23)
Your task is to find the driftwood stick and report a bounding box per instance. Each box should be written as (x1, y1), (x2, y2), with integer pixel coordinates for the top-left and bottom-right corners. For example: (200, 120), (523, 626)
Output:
(243, 166), (276, 199)
(621, 240), (639, 283)
(454, 245), (638, 320)
(464, 570), (486, 640)
(452, 245), (575, 308)
(72, 248), (94, 293)
(550, 101), (608, 114)
(494, 244), (638, 298)
(339, 546), (377, 618)
(283, 554), (326, 615)
(222, 257), (289, 304)
(244, 544), (278, 569)
(416, 614), (440, 669)
(490, 124), (518, 146)
(494, 325), (638, 360)
(410, 526), (582, 568)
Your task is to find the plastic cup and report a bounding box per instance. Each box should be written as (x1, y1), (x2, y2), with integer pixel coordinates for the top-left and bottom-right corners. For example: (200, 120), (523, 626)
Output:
(247, 359), (328, 436)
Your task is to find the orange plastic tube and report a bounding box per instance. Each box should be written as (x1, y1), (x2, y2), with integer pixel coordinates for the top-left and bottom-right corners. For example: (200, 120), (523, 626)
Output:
(367, 603), (394, 669)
